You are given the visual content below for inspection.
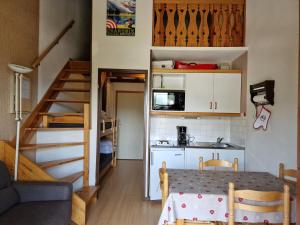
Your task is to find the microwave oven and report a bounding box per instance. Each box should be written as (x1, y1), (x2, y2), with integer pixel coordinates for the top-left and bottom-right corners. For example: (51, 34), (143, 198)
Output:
(152, 90), (185, 111)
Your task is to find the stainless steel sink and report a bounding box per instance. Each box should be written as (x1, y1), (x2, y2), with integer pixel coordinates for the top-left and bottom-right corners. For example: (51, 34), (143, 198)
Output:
(209, 143), (231, 149)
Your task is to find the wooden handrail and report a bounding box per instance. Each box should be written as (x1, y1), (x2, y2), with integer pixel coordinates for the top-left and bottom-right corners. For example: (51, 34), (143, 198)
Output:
(32, 20), (75, 68)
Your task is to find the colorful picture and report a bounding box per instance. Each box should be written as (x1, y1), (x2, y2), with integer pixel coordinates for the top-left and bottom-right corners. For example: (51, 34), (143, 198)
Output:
(106, 0), (136, 36)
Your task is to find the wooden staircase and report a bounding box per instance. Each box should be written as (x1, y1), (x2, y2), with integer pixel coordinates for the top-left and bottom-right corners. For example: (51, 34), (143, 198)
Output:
(6, 60), (98, 225)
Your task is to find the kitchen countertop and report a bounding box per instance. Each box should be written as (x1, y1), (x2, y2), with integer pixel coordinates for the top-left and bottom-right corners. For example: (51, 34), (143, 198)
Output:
(151, 142), (245, 150)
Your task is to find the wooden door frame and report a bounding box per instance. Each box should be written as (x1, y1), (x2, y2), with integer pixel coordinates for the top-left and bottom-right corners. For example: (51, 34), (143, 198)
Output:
(97, 69), (148, 184)
(115, 91), (145, 160)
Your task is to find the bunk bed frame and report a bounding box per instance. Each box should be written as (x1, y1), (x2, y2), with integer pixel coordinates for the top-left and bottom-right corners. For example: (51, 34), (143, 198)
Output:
(99, 117), (118, 180)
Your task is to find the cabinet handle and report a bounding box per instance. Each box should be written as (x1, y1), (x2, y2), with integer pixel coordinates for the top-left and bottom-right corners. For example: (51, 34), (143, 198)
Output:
(212, 153), (215, 160)
(210, 102), (213, 110)
(174, 154), (182, 156)
(217, 153), (220, 160)
(215, 102), (218, 110)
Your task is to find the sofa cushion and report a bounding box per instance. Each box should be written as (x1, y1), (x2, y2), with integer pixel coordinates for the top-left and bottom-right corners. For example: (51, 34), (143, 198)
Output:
(0, 161), (11, 189)
(0, 201), (71, 225)
(0, 187), (19, 215)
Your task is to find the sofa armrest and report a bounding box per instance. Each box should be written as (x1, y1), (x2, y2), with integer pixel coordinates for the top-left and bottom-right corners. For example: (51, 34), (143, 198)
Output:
(13, 181), (73, 203)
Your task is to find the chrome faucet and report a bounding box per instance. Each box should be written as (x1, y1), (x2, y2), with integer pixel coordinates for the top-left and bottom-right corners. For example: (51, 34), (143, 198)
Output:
(217, 137), (224, 143)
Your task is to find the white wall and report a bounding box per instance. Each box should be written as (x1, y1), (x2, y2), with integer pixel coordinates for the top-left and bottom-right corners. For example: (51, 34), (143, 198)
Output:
(245, 0), (299, 175)
(38, 0), (91, 99)
(90, 0), (152, 185)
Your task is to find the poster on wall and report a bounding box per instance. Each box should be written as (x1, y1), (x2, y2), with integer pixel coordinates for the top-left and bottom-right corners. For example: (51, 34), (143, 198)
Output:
(106, 0), (136, 36)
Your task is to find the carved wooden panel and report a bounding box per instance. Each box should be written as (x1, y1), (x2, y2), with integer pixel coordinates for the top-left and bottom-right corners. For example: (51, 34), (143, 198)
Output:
(152, 0), (245, 47)
(176, 4), (188, 46)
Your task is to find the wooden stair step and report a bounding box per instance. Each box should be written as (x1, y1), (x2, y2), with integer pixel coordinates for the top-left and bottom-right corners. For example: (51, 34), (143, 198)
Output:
(59, 171), (84, 183)
(68, 61), (90, 70)
(65, 69), (90, 74)
(53, 88), (90, 92)
(25, 128), (86, 131)
(76, 186), (100, 205)
(38, 156), (84, 169)
(45, 99), (90, 104)
(20, 142), (85, 151)
(60, 78), (91, 83)
(39, 112), (84, 117)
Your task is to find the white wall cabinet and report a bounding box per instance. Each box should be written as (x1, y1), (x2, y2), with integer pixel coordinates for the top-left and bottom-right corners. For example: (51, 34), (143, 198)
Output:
(185, 73), (241, 113)
(185, 148), (245, 171)
(185, 74), (214, 112)
(213, 74), (241, 113)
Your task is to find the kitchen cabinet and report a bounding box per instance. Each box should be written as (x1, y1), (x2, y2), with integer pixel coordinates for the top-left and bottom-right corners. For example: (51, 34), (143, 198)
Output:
(214, 74), (241, 113)
(185, 148), (215, 170)
(215, 149), (245, 171)
(150, 148), (185, 200)
(185, 148), (245, 171)
(185, 74), (214, 112)
(185, 73), (241, 113)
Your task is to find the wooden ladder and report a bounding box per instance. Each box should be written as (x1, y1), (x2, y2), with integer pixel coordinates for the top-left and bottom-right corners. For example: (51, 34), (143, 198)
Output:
(8, 60), (98, 225)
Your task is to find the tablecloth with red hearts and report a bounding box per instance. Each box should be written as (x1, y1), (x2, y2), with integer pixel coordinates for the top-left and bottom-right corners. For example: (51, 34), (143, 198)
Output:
(158, 170), (296, 225)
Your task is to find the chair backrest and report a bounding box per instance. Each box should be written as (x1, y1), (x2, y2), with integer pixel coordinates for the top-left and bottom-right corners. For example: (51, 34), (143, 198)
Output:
(228, 182), (290, 225)
(279, 163), (297, 183)
(159, 161), (168, 209)
(199, 157), (238, 172)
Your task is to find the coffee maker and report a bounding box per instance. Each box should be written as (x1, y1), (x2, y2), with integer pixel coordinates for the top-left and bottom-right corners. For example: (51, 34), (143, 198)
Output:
(177, 126), (187, 146)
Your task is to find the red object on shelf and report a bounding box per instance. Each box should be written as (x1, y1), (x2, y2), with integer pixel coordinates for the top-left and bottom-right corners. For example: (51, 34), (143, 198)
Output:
(174, 61), (218, 70)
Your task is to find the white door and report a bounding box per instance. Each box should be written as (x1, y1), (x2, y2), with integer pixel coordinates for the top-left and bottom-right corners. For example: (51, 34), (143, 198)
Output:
(213, 73), (241, 113)
(117, 92), (144, 160)
(185, 74), (214, 112)
(215, 149), (245, 171)
(150, 149), (185, 200)
(185, 148), (215, 169)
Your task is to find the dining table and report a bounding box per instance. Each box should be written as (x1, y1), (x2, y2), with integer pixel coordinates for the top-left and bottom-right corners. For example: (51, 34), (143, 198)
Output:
(158, 169), (296, 225)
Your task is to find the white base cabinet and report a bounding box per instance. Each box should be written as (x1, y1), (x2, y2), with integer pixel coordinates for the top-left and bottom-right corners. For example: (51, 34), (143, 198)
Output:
(185, 148), (245, 171)
(149, 148), (185, 200)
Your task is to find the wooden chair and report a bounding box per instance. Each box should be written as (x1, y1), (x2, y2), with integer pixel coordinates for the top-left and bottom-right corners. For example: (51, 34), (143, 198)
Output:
(199, 157), (238, 172)
(159, 161), (168, 209)
(228, 182), (290, 225)
(279, 163), (297, 183)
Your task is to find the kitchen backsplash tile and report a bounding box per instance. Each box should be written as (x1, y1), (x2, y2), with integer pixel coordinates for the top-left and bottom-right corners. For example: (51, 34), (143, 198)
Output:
(230, 117), (247, 147)
(150, 116), (247, 146)
(150, 116), (231, 143)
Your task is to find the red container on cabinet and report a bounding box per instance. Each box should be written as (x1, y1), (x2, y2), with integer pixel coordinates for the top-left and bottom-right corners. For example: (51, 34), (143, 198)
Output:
(174, 61), (218, 70)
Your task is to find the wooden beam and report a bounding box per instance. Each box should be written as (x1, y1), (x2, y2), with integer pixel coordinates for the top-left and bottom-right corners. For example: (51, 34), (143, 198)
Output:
(59, 171), (83, 183)
(83, 104), (90, 187)
(20, 142), (86, 151)
(45, 99), (90, 104)
(152, 68), (242, 74)
(0, 141), (4, 161)
(154, 0), (245, 4)
(150, 111), (242, 117)
(38, 157), (84, 169)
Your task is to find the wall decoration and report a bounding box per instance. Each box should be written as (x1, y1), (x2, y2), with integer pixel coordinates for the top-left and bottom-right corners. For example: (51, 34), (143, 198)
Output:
(106, 0), (136, 36)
